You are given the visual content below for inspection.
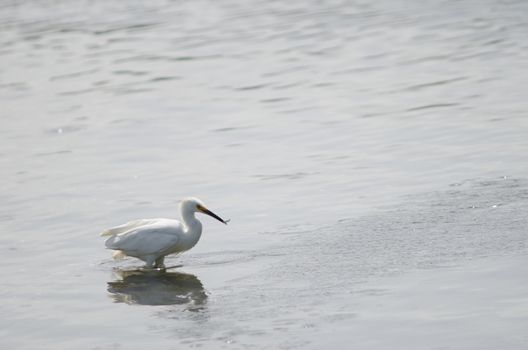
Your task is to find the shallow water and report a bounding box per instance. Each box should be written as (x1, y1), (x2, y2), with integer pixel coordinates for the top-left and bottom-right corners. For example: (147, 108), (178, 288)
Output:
(1, 1), (528, 349)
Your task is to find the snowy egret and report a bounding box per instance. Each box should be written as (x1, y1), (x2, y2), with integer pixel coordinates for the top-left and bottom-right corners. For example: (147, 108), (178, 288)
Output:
(101, 197), (228, 268)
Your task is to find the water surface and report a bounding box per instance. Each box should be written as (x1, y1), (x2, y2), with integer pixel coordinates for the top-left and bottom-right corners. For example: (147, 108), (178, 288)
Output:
(1, 0), (528, 348)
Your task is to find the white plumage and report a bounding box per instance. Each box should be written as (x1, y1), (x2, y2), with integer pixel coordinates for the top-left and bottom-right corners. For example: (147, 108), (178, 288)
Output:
(101, 197), (228, 268)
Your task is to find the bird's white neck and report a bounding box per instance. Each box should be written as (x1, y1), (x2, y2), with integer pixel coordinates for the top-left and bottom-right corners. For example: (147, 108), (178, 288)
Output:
(180, 208), (203, 250)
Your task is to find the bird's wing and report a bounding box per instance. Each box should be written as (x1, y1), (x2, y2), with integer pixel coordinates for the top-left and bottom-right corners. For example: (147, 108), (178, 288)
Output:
(100, 218), (161, 237)
(104, 220), (182, 256)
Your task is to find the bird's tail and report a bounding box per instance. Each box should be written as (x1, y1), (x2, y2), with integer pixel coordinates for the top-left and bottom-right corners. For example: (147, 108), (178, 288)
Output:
(100, 229), (113, 237)
(112, 250), (127, 260)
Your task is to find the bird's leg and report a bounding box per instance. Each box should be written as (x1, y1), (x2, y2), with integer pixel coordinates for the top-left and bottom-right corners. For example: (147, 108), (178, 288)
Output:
(154, 256), (165, 269)
(143, 256), (156, 269)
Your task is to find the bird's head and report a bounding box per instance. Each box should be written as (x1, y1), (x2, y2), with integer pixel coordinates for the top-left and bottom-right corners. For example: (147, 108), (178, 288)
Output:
(181, 197), (229, 225)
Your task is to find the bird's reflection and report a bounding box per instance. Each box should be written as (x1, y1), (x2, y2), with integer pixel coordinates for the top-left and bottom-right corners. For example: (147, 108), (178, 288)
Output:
(107, 268), (207, 310)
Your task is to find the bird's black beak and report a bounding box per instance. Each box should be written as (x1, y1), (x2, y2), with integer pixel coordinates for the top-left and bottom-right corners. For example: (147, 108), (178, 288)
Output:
(198, 205), (229, 225)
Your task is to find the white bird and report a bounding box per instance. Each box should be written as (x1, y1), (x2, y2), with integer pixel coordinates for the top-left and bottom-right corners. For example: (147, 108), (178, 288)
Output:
(101, 197), (228, 268)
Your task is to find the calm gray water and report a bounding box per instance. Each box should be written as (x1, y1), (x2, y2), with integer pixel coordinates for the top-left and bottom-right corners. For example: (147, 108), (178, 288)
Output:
(1, 0), (528, 349)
